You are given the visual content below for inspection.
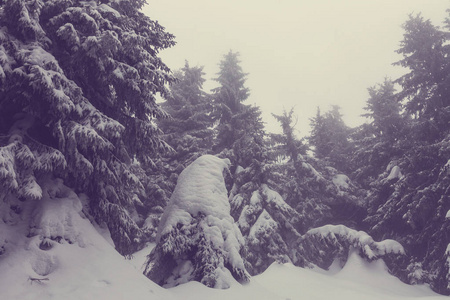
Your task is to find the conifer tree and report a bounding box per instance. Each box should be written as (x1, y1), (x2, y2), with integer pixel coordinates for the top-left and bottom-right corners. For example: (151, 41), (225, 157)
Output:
(212, 50), (250, 153)
(149, 61), (214, 206)
(0, 0), (175, 255)
(352, 79), (405, 187)
(361, 13), (450, 295)
(309, 106), (353, 173)
(395, 13), (450, 142)
(144, 155), (249, 289)
(270, 109), (364, 231)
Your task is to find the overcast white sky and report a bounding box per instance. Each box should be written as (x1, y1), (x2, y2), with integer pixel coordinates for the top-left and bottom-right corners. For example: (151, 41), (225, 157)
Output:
(143, 1), (449, 136)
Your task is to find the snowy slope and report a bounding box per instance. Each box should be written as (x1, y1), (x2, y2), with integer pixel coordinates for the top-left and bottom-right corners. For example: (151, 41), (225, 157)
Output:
(1, 167), (448, 299)
(0, 201), (172, 300)
(1, 219), (447, 300)
(170, 251), (443, 300)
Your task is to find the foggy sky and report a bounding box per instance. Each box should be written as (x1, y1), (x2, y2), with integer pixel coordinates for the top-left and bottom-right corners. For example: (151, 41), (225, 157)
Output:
(143, 1), (449, 136)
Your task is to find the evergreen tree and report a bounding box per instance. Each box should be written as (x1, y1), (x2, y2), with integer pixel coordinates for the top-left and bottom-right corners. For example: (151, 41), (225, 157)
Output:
(270, 108), (306, 165)
(352, 79), (405, 187)
(0, 0), (175, 255)
(362, 13), (450, 295)
(144, 155), (249, 289)
(209, 52), (302, 274)
(309, 106), (353, 173)
(270, 109), (364, 232)
(149, 61), (214, 206)
(212, 50), (250, 153)
(394, 13), (450, 142)
(210, 50), (267, 191)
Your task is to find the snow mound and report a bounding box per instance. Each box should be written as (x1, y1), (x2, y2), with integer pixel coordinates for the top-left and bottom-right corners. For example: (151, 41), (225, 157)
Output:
(0, 179), (172, 300)
(171, 257), (444, 300)
(29, 178), (85, 246)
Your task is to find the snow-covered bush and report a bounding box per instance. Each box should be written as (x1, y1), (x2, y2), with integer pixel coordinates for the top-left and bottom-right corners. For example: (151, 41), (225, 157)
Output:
(235, 184), (302, 275)
(144, 155), (249, 289)
(299, 224), (405, 270)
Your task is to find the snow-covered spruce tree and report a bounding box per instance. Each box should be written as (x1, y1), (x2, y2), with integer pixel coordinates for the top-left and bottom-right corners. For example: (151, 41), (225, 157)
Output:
(351, 80), (405, 188)
(0, 0), (174, 255)
(144, 155), (249, 289)
(269, 109), (365, 232)
(161, 61), (213, 163)
(309, 106), (354, 174)
(362, 13), (450, 295)
(211, 50), (250, 154)
(298, 224), (406, 270)
(149, 61), (214, 205)
(209, 51), (303, 274)
(234, 184), (304, 275)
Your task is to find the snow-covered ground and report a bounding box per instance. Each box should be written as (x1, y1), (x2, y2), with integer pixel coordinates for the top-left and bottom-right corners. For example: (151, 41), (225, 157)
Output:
(1, 220), (445, 300)
(0, 164), (445, 300)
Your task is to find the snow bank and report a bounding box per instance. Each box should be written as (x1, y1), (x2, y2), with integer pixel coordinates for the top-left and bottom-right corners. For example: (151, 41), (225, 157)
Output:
(29, 178), (84, 246)
(171, 257), (444, 300)
(0, 179), (172, 300)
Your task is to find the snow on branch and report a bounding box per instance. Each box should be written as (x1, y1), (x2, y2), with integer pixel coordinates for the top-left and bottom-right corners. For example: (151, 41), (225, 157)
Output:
(306, 224), (405, 259)
(145, 155), (249, 289)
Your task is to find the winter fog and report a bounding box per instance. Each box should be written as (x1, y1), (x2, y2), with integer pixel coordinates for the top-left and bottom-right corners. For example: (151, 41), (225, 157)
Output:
(143, 0), (449, 134)
(1, 0), (449, 299)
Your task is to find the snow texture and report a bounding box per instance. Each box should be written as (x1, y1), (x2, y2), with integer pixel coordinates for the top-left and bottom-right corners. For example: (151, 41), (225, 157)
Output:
(147, 155), (248, 288)
(0, 185), (445, 299)
(248, 209), (278, 242)
(157, 155), (233, 240)
(306, 224), (405, 259)
(0, 181), (172, 300)
(387, 165), (403, 180)
(29, 178), (85, 246)
(332, 174), (350, 189)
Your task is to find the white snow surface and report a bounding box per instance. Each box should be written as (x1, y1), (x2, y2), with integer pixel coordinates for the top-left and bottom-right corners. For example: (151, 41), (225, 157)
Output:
(0, 178), (447, 299)
(307, 224), (405, 258)
(248, 209), (278, 243)
(387, 165), (403, 180)
(157, 155), (232, 240)
(152, 155), (247, 288)
(332, 174), (350, 189)
(170, 251), (441, 300)
(0, 179), (172, 300)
